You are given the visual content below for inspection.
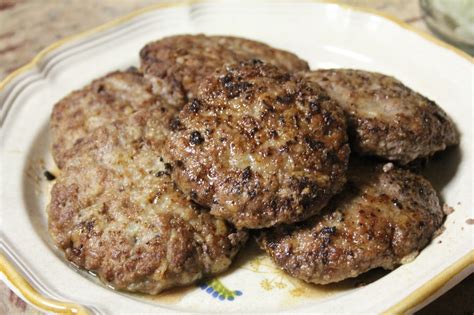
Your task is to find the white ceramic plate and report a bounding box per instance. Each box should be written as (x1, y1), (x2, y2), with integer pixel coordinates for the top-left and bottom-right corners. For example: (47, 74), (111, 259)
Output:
(1, 1), (472, 314)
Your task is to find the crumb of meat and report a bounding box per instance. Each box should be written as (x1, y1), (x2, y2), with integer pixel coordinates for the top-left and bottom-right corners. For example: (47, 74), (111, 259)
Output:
(400, 251), (419, 264)
(432, 225), (446, 238)
(442, 204), (455, 215)
(43, 170), (56, 181)
(382, 162), (394, 173)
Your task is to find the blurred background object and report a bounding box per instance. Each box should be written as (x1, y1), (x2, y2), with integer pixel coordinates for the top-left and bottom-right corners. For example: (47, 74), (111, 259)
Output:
(0, 0), (472, 314)
(420, 0), (474, 54)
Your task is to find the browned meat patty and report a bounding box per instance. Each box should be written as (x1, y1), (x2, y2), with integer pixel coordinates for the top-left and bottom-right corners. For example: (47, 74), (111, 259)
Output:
(163, 60), (350, 229)
(302, 69), (459, 164)
(50, 69), (183, 169)
(257, 160), (444, 284)
(48, 107), (247, 294)
(140, 34), (310, 102)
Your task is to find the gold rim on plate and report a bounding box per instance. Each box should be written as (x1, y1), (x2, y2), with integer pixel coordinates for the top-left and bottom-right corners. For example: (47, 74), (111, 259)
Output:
(0, 254), (90, 315)
(0, 1), (472, 314)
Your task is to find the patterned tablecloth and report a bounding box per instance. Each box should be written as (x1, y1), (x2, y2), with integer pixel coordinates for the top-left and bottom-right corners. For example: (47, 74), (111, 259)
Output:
(0, 1), (472, 314)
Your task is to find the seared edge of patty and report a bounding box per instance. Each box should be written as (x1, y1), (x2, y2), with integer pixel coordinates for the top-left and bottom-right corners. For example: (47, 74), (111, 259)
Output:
(164, 60), (350, 229)
(257, 160), (444, 284)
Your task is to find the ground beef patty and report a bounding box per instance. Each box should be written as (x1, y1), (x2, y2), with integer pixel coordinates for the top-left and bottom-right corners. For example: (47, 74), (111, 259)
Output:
(163, 60), (350, 229)
(140, 34), (310, 102)
(50, 69), (183, 169)
(48, 107), (247, 294)
(303, 69), (459, 164)
(257, 160), (444, 284)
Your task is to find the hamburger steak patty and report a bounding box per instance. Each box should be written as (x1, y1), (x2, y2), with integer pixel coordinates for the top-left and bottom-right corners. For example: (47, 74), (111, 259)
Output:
(48, 108), (247, 294)
(50, 69), (183, 169)
(140, 34), (310, 102)
(303, 69), (459, 164)
(164, 60), (350, 229)
(257, 160), (444, 284)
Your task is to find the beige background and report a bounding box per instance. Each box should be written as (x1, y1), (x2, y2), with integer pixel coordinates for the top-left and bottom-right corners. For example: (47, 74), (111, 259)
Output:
(0, 1), (472, 314)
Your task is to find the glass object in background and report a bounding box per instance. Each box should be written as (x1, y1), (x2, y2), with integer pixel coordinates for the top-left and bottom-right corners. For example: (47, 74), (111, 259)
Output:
(420, 0), (474, 55)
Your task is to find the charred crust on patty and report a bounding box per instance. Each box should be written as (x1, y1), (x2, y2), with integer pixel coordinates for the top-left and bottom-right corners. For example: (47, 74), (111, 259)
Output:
(163, 61), (350, 228)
